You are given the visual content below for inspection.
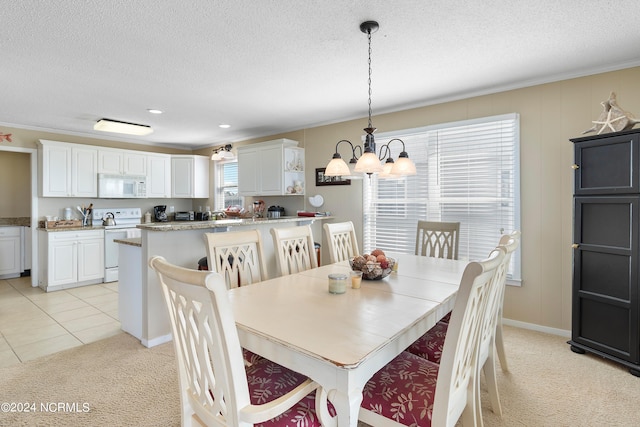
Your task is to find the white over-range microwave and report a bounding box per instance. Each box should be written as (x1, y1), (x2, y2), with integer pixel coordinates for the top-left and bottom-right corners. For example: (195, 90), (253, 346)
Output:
(98, 173), (147, 198)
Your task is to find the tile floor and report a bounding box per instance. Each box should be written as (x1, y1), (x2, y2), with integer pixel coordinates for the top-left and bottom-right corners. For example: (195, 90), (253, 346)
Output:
(0, 276), (122, 367)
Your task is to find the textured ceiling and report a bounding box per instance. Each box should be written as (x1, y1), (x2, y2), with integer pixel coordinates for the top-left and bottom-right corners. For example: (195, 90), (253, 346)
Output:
(3, 0), (640, 149)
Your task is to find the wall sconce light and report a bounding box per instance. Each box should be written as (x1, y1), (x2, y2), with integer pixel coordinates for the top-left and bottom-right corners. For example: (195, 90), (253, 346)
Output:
(211, 144), (235, 161)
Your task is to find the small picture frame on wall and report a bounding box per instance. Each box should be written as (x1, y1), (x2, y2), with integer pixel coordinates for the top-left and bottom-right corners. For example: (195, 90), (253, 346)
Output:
(315, 168), (351, 186)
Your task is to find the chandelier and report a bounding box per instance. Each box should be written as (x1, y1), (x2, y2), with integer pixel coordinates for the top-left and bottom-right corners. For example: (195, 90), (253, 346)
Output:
(324, 21), (416, 179)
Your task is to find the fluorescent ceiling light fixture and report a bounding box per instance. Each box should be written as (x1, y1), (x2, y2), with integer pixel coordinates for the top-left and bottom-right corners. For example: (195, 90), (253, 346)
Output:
(94, 118), (153, 136)
(219, 124), (231, 128)
(147, 109), (163, 114)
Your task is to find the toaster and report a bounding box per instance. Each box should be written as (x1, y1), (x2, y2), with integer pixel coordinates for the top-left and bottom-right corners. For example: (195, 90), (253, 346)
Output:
(175, 211), (194, 221)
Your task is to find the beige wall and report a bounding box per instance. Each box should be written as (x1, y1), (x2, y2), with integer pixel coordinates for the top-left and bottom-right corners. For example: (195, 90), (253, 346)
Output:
(3, 66), (640, 332)
(0, 151), (31, 216)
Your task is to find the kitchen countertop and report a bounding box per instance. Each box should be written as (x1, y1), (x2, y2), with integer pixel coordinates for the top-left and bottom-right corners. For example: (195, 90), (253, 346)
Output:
(0, 217), (31, 227)
(114, 237), (142, 247)
(136, 215), (333, 232)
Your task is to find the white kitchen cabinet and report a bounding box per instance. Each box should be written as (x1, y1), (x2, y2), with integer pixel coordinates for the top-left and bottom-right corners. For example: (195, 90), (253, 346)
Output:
(0, 227), (22, 279)
(38, 229), (104, 291)
(40, 140), (98, 197)
(146, 153), (171, 198)
(98, 149), (147, 176)
(171, 155), (209, 198)
(237, 138), (304, 196)
(237, 147), (260, 195)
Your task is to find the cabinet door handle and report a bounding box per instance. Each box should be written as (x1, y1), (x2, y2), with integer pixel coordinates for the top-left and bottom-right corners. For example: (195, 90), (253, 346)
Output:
(571, 243), (579, 249)
(571, 164), (579, 170)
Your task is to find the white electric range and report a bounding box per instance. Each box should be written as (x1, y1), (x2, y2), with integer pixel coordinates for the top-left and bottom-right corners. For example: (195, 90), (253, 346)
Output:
(91, 208), (142, 282)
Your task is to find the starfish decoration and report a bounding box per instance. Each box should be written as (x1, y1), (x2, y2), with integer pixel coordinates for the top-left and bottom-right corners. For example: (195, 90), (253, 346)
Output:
(0, 132), (12, 143)
(583, 92), (640, 135)
(591, 109), (627, 134)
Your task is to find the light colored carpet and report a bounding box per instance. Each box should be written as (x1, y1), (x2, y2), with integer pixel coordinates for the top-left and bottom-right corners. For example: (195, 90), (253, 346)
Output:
(1, 326), (638, 426)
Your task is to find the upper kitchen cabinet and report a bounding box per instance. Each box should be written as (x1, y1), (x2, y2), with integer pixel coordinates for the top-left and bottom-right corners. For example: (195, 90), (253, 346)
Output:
(171, 155), (209, 198)
(237, 139), (304, 196)
(39, 140), (98, 198)
(147, 153), (172, 198)
(98, 148), (147, 176)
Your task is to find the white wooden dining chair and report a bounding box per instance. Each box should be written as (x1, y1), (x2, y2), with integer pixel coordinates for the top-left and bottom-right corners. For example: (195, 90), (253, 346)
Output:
(473, 231), (520, 424)
(148, 256), (336, 427)
(203, 230), (268, 289)
(271, 225), (318, 276)
(406, 231), (520, 424)
(323, 221), (359, 264)
(415, 220), (461, 260)
(494, 230), (521, 373)
(359, 248), (505, 427)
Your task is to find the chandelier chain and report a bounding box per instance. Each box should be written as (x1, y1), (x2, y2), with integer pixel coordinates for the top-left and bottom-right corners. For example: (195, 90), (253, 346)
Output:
(367, 28), (373, 130)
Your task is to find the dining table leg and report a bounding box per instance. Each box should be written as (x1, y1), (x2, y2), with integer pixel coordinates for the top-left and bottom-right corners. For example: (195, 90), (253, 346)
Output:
(330, 387), (363, 427)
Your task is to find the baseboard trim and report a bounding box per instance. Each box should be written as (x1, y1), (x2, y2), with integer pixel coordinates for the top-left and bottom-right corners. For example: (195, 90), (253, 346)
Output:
(503, 318), (571, 338)
(142, 333), (173, 348)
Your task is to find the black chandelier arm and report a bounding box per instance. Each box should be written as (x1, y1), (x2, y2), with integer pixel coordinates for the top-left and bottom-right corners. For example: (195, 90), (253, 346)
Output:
(379, 138), (410, 159)
(378, 143), (392, 161)
(333, 139), (359, 160)
(387, 138), (407, 151)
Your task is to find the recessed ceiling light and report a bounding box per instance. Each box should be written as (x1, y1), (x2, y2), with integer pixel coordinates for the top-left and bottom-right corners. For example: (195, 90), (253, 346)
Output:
(219, 124), (231, 129)
(147, 109), (163, 114)
(94, 118), (153, 136)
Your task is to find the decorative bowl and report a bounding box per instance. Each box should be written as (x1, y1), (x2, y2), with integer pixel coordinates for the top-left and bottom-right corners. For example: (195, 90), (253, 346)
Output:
(349, 256), (395, 280)
(224, 208), (245, 218)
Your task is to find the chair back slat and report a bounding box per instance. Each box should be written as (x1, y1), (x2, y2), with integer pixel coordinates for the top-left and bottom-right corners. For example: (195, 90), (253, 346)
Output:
(415, 220), (460, 260)
(271, 225), (318, 276)
(323, 221), (359, 263)
(204, 230), (268, 289)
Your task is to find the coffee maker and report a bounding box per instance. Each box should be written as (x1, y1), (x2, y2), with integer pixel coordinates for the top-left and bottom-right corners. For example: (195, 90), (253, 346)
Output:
(154, 205), (168, 222)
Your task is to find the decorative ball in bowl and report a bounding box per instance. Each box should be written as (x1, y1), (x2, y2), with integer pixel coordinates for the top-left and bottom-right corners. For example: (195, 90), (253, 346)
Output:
(350, 250), (395, 280)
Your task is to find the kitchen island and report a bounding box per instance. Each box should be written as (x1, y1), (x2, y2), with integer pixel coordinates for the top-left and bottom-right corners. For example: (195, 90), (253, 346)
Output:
(119, 216), (331, 347)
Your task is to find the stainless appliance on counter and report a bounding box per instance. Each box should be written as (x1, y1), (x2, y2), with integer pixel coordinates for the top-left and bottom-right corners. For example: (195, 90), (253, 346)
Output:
(267, 205), (285, 218)
(175, 211), (194, 221)
(91, 207), (142, 282)
(175, 211), (195, 221)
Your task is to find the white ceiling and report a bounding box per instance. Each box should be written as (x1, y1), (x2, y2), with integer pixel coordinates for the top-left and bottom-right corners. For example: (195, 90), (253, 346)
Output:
(3, 1), (640, 149)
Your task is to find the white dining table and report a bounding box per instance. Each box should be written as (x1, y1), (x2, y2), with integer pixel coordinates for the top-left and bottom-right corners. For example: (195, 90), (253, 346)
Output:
(228, 253), (468, 427)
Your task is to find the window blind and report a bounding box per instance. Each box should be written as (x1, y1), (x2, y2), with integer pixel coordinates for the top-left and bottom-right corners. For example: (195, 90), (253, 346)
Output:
(214, 160), (242, 210)
(363, 113), (521, 281)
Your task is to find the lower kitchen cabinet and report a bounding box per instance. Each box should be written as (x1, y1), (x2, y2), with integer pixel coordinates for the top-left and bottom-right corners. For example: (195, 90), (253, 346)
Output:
(0, 226), (22, 279)
(38, 229), (104, 291)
